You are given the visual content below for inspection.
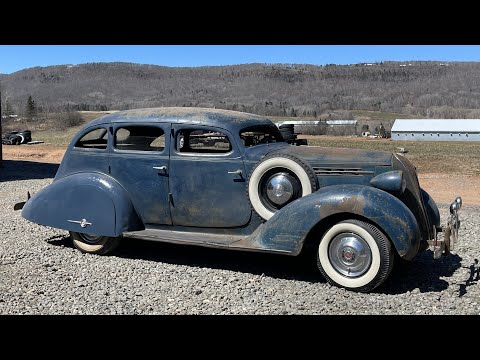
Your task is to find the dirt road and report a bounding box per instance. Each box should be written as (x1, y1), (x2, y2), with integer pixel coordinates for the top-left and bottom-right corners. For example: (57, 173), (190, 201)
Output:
(3, 144), (479, 205)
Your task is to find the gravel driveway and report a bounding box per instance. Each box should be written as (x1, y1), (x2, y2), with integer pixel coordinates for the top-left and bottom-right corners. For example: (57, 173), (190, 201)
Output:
(1, 160), (479, 315)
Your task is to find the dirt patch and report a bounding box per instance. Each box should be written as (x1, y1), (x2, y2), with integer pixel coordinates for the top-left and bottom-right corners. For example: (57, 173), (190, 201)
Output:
(2, 144), (66, 164)
(3, 143), (478, 205)
(417, 173), (480, 206)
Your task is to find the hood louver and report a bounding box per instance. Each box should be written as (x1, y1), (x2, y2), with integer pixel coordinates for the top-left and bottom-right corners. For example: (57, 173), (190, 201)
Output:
(313, 167), (374, 176)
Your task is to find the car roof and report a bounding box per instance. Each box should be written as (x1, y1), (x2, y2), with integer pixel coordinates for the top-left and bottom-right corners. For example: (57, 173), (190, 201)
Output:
(88, 107), (274, 132)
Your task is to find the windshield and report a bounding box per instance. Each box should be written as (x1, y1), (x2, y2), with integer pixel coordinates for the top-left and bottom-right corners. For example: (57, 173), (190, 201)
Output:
(239, 125), (285, 147)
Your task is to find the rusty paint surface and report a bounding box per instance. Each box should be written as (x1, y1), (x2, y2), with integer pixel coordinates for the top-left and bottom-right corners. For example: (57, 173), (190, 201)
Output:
(249, 185), (421, 259)
(21, 107), (436, 263)
(85, 107), (273, 136)
(275, 145), (393, 166)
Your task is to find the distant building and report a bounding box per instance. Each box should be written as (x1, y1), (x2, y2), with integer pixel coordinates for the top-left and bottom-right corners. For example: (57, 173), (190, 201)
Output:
(392, 119), (480, 141)
(325, 120), (357, 126)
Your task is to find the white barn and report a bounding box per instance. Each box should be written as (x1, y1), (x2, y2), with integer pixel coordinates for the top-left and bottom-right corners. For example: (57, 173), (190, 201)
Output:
(391, 119), (480, 141)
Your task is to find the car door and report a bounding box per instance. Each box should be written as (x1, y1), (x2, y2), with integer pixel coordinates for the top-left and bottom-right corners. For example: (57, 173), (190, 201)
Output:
(169, 124), (251, 228)
(109, 123), (172, 225)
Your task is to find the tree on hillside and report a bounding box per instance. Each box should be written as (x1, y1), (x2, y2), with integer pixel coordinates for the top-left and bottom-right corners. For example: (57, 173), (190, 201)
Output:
(25, 95), (36, 121)
(5, 98), (14, 116)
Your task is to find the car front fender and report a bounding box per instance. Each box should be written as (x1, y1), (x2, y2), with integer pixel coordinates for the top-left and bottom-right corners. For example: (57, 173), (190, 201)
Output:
(251, 184), (421, 260)
(22, 172), (143, 237)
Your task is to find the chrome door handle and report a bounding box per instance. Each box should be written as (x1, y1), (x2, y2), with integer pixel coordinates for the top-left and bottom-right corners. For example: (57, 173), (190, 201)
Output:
(228, 169), (243, 176)
(153, 166), (167, 171)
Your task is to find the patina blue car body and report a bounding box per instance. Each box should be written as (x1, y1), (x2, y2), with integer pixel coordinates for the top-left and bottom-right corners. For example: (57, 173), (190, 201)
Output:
(18, 107), (462, 292)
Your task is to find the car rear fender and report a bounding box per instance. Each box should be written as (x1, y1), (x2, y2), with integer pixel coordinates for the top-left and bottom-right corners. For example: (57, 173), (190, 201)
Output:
(251, 184), (421, 259)
(21, 172), (143, 237)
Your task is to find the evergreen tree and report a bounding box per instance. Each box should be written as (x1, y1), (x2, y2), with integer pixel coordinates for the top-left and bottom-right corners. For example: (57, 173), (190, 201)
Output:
(26, 95), (36, 121)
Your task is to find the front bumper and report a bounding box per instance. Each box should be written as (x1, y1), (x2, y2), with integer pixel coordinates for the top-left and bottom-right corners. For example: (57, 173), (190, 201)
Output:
(427, 196), (462, 259)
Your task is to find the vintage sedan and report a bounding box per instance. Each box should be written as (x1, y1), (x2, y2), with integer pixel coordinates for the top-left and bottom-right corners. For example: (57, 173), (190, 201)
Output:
(15, 107), (462, 292)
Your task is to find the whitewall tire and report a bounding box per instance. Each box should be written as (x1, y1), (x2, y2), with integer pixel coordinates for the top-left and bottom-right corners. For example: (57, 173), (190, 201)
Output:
(316, 220), (394, 292)
(247, 153), (318, 220)
(70, 231), (120, 255)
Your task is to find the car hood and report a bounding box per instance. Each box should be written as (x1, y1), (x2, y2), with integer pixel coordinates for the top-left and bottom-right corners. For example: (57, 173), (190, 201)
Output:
(271, 145), (393, 166)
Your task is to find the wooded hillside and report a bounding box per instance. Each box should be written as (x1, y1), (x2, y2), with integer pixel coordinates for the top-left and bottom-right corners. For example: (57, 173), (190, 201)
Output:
(2, 61), (480, 118)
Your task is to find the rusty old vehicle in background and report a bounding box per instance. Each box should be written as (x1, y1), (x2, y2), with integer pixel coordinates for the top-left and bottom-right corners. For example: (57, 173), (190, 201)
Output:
(2, 130), (32, 145)
(15, 107), (462, 292)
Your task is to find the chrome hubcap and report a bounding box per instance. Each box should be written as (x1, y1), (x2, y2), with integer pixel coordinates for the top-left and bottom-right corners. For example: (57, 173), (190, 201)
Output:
(266, 174), (294, 206)
(328, 233), (372, 278)
(79, 233), (103, 244)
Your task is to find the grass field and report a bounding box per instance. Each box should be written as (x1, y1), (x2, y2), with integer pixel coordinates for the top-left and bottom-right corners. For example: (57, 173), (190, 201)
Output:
(4, 111), (479, 176)
(3, 111), (111, 146)
(34, 126), (84, 146)
(303, 136), (480, 175)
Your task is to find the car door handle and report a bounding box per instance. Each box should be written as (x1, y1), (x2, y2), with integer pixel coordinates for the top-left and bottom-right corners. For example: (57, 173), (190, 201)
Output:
(153, 166), (168, 171)
(228, 169), (243, 176)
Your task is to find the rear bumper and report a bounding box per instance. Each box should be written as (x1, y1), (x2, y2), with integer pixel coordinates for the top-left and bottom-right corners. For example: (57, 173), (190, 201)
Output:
(427, 197), (462, 259)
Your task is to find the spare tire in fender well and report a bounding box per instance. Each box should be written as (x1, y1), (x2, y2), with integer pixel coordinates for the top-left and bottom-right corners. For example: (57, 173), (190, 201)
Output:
(246, 152), (319, 221)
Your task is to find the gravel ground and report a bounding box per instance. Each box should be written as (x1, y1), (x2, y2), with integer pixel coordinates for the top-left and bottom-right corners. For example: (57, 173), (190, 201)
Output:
(1, 160), (479, 315)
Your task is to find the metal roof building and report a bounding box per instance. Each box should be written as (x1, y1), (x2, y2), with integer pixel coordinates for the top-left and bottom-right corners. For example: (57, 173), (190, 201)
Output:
(391, 119), (480, 141)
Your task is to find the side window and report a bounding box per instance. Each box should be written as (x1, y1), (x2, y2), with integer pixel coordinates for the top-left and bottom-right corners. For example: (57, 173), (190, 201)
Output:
(114, 125), (165, 152)
(75, 128), (108, 150)
(240, 125), (284, 147)
(177, 128), (231, 154)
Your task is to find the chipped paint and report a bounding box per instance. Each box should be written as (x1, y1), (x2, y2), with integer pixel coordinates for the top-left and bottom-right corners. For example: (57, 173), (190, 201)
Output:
(21, 106), (438, 263)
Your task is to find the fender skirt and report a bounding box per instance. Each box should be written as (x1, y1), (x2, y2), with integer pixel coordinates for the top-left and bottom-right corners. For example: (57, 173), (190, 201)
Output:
(22, 173), (143, 237)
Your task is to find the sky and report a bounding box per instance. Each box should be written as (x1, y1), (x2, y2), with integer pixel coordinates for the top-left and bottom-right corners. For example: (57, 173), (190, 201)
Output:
(2, 45), (480, 74)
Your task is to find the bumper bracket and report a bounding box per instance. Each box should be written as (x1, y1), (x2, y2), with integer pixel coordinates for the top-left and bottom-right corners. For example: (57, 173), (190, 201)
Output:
(427, 196), (462, 259)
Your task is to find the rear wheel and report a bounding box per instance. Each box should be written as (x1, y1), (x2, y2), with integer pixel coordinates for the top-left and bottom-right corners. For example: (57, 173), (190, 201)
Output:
(316, 219), (394, 292)
(70, 231), (120, 255)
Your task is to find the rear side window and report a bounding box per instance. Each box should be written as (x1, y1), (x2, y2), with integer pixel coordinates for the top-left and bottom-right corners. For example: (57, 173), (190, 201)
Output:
(115, 126), (165, 152)
(75, 128), (108, 150)
(240, 125), (284, 147)
(177, 128), (231, 154)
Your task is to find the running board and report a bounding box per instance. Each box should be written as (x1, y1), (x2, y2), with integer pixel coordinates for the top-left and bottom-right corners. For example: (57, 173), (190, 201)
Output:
(123, 229), (247, 247)
(122, 228), (291, 254)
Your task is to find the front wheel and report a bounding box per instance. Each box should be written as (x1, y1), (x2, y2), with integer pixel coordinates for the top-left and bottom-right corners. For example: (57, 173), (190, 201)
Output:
(316, 219), (394, 292)
(70, 231), (121, 255)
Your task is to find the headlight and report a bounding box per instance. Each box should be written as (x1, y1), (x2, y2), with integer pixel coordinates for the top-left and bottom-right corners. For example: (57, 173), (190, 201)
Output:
(450, 202), (458, 214)
(455, 197), (462, 210)
(370, 170), (405, 194)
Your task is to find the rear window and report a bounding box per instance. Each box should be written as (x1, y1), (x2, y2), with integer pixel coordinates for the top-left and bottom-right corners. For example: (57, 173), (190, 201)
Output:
(75, 128), (108, 150)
